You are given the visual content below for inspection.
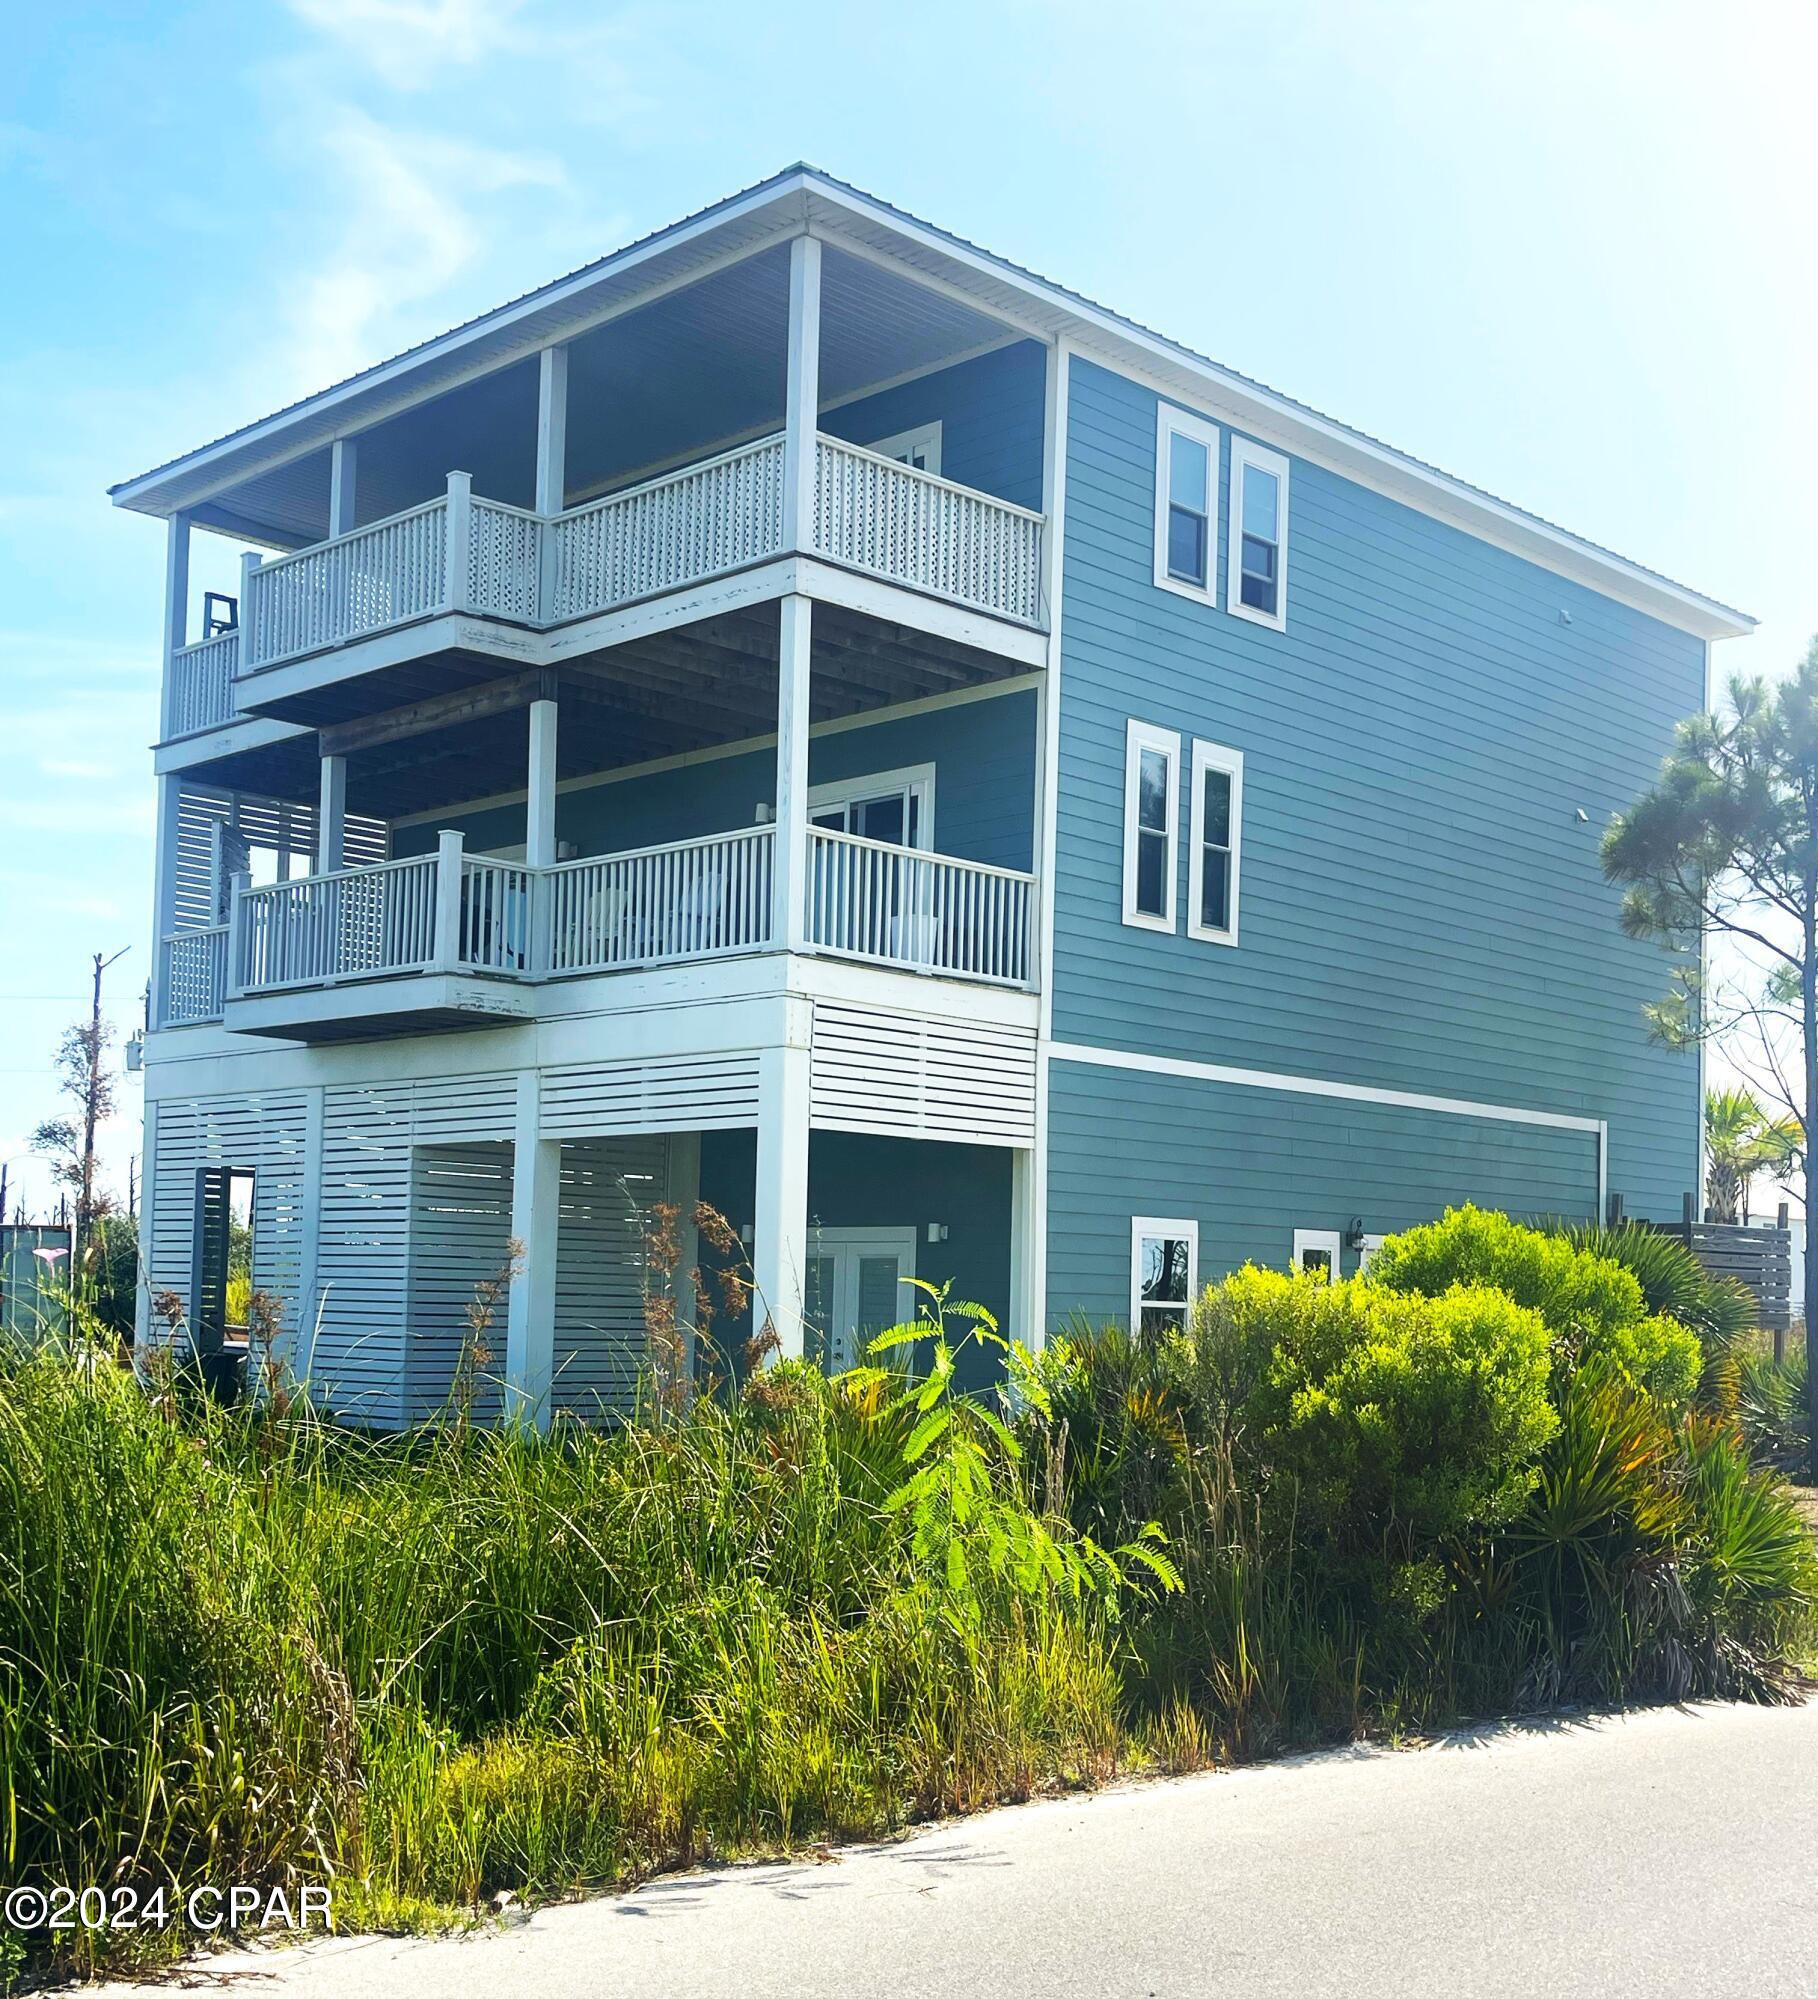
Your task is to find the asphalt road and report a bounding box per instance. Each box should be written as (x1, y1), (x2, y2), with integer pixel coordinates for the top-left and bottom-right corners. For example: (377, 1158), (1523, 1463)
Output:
(104, 1701), (1818, 1998)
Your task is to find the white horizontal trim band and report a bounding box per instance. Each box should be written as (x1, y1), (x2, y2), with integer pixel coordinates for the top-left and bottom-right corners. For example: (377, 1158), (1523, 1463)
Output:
(1047, 1040), (1604, 1134)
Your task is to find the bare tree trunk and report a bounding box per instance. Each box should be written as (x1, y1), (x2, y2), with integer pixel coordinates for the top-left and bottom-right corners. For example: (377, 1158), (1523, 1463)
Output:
(77, 952), (104, 1262)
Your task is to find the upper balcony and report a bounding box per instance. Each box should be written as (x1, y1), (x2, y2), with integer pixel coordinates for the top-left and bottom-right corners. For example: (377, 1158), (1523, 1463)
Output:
(166, 432), (1044, 738)
(148, 235), (1054, 752)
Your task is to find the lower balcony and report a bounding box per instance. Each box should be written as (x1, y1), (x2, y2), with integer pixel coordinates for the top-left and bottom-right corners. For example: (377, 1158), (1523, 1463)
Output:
(159, 825), (1036, 1040)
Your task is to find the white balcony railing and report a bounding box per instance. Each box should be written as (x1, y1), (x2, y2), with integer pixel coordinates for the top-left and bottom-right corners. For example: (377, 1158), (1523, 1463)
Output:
(806, 828), (1034, 986)
(166, 826), (1030, 1022)
(190, 435), (1043, 720)
(245, 498), (449, 670)
(161, 925), (229, 1023)
(545, 826), (776, 973)
(812, 438), (1045, 625)
(234, 852), (440, 992)
(167, 632), (240, 735)
(548, 436), (787, 621)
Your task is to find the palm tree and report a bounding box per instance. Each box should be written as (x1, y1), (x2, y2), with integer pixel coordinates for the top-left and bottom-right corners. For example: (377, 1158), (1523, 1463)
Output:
(1704, 1088), (1802, 1224)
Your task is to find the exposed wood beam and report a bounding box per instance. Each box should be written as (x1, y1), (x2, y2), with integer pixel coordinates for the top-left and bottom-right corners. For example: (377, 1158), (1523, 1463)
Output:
(318, 670), (555, 757)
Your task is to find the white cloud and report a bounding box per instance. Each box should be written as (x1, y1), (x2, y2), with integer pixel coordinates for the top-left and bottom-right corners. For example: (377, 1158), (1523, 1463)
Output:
(282, 109), (567, 391)
(284, 0), (529, 89)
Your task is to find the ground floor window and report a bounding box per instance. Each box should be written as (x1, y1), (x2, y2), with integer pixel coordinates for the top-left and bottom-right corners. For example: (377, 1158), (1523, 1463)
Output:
(1130, 1216), (1198, 1338)
(1292, 1227), (1341, 1280)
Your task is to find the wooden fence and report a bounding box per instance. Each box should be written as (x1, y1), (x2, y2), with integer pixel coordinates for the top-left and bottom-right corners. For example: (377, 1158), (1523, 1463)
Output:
(1644, 1199), (1794, 1334)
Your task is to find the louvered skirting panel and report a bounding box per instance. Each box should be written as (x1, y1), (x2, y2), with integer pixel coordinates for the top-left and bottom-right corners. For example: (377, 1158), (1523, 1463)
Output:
(405, 1144), (513, 1423)
(810, 1001), (1037, 1146)
(176, 786), (388, 930)
(539, 1052), (762, 1139)
(314, 1074), (517, 1425)
(552, 1137), (672, 1420)
(316, 1083), (414, 1425)
(147, 1091), (310, 1354)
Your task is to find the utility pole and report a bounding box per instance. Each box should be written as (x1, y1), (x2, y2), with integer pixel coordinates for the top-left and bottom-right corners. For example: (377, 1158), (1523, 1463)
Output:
(75, 948), (130, 1267)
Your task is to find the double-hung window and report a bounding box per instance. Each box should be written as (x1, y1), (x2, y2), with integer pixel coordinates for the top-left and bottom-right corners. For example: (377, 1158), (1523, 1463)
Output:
(1154, 407), (1220, 599)
(1292, 1228), (1341, 1280)
(1228, 438), (1290, 629)
(1187, 740), (1243, 944)
(1131, 1217), (1198, 1338)
(1122, 720), (1180, 930)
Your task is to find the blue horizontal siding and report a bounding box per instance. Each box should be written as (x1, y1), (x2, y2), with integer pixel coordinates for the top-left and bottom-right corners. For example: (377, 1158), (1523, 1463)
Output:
(400, 689), (1037, 873)
(1046, 1056), (1598, 1326)
(1052, 356), (1701, 1220)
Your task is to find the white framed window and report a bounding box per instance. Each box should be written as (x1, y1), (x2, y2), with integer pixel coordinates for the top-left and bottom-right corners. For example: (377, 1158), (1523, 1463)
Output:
(1357, 1233), (1385, 1272)
(866, 422), (943, 476)
(1154, 406), (1220, 600)
(1122, 721), (1180, 931)
(1227, 438), (1290, 630)
(1292, 1228), (1342, 1280)
(807, 763), (935, 850)
(1187, 739), (1244, 945)
(1131, 1217), (1198, 1338)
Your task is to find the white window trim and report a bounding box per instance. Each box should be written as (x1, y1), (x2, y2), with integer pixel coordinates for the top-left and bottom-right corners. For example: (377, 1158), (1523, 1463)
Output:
(1186, 738), (1244, 946)
(1130, 1216), (1199, 1336)
(1153, 404), (1221, 603)
(865, 421), (943, 477)
(1122, 720), (1180, 932)
(1357, 1233), (1386, 1272)
(1292, 1227), (1342, 1279)
(1226, 436), (1290, 631)
(804, 762), (936, 850)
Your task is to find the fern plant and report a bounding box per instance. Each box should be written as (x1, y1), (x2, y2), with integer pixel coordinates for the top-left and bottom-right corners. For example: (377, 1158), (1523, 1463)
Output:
(862, 1279), (1181, 1622)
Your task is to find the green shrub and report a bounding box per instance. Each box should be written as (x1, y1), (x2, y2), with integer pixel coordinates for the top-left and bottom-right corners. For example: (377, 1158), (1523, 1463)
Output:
(1547, 1219), (1757, 1350)
(1229, 1268), (1558, 1546)
(1369, 1205), (1702, 1405)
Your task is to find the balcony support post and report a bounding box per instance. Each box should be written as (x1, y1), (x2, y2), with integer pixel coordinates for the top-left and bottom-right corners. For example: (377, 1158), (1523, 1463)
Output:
(328, 439), (358, 537)
(238, 548), (261, 672)
(160, 513), (190, 740)
(535, 346), (568, 516)
(753, 1003), (812, 1362)
(225, 869), (252, 1001)
(148, 774), (183, 1027)
(773, 595), (812, 954)
(505, 1070), (561, 1434)
(526, 698), (558, 869)
(316, 753), (347, 875)
(782, 234), (821, 553)
(432, 830), (465, 971)
(444, 470), (473, 614)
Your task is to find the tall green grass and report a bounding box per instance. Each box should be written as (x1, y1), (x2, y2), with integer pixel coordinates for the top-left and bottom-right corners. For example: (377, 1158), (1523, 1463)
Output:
(0, 1346), (1121, 1977)
(3, 1245), (1814, 1981)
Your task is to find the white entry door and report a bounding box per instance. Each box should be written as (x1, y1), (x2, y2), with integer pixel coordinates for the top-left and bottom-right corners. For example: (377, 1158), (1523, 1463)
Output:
(803, 1227), (919, 1371)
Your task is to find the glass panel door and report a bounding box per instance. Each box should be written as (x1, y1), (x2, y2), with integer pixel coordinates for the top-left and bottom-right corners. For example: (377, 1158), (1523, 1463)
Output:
(808, 1229), (919, 1372)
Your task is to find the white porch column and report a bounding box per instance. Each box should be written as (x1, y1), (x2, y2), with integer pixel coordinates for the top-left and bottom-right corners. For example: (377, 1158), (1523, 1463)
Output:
(781, 234), (822, 553)
(774, 594), (812, 953)
(526, 696), (559, 868)
(535, 346), (568, 516)
(148, 774), (183, 1027)
(328, 439), (358, 537)
(160, 513), (190, 740)
(753, 1004), (812, 1361)
(238, 548), (262, 668)
(505, 1071), (561, 1431)
(317, 753), (347, 874)
(1008, 1145), (1041, 1351)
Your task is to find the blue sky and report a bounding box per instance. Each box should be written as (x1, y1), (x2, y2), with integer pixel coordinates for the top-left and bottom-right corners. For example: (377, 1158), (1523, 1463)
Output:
(1, 0), (1813, 1216)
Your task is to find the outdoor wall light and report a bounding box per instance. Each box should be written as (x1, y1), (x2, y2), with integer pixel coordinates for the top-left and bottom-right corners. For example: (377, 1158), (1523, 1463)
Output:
(926, 1223), (949, 1243)
(1343, 1217), (1368, 1252)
